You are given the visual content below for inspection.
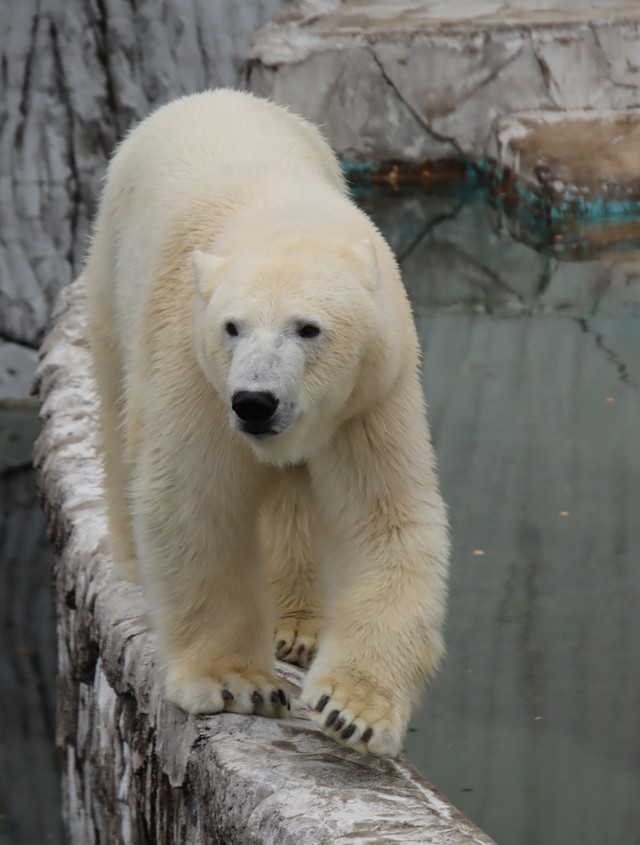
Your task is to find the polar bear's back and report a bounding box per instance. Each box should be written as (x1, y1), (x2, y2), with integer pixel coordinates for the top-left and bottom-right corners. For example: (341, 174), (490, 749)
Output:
(110, 90), (345, 206)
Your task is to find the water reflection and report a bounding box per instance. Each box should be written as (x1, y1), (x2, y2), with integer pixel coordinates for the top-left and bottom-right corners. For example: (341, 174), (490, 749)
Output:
(358, 188), (640, 317)
(0, 428), (63, 844)
(359, 188), (640, 845)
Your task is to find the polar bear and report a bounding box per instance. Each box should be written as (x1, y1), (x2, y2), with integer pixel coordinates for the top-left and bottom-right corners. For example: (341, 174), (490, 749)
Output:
(86, 90), (449, 757)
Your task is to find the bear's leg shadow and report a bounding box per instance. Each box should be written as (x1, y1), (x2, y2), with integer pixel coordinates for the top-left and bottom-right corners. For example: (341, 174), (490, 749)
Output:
(131, 425), (289, 718)
(302, 386), (449, 756)
(262, 465), (323, 669)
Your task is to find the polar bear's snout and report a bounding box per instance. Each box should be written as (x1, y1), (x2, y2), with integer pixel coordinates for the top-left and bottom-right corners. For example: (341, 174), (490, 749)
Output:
(225, 330), (307, 441)
(232, 390), (279, 436)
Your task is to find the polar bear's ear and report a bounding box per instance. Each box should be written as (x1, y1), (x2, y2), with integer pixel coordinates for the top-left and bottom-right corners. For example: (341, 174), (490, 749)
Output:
(192, 249), (226, 298)
(351, 239), (379, 291)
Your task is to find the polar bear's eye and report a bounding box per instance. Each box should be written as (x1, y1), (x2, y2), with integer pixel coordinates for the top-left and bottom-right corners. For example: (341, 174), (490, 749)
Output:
(224, 321), (239, 337)
(297, 322), (321, 340)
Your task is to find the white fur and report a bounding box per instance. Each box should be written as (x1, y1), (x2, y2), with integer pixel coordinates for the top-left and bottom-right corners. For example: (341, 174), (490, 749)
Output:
(86, 90), (449, 756)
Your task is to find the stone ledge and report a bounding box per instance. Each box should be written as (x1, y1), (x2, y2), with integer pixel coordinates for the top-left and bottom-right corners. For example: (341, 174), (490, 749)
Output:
(32, 278), (497, 845)
(248, 0), (640, 164)
(490, 109), (640, 221)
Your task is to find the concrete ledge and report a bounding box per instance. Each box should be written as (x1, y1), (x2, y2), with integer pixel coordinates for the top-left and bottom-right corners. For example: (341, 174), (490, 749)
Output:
(248, 0), (640, 164)
(490, 109), (640, 220)
(32, 278), (497, 844)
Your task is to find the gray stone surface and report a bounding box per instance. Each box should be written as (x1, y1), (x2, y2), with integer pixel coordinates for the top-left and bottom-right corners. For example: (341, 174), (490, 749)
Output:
(0, 341), (39, 401)
(1, 0), (285, 353)
(32, 278), (497, 844)
(249, 0), (640, 163)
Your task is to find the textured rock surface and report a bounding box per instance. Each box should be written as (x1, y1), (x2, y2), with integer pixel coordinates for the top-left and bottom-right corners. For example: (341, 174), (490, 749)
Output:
(0, 0), (284, 352)
(32, 278), (496, 844)
(0, 341), (39, 401)
(249, 0), (640, 163)
(491, 109), (640, 217)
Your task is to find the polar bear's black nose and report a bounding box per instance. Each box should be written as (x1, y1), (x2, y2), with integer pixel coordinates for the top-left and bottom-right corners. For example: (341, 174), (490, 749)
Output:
(232, 390), (279, 425)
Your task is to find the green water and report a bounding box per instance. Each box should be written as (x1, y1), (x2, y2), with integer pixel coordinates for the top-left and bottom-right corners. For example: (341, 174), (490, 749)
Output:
(0, 410), (61, 845)
(358, 188), (640, 845)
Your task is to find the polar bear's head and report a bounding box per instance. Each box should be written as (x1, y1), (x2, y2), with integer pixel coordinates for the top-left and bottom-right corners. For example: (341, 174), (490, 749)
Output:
(192, 238), (396, 465)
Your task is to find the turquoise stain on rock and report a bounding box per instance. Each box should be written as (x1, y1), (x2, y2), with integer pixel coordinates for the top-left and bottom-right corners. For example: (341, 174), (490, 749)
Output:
(343, 155), (640, 227)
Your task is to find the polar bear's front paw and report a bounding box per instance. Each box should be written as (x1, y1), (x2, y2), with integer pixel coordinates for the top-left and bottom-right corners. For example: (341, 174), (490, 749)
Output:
(301, 671), (406, 757)
(166, 668), (290, 718)
(275, 613), (321, 669)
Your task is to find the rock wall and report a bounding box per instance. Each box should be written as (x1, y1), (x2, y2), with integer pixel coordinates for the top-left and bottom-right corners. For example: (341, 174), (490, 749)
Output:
(32, 278), (497, 844)
(248, 0), (640, 163)
(1, 0), (284, 394)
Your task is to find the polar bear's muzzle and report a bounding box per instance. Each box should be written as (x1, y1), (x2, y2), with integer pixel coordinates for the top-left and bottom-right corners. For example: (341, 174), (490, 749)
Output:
(231, 390), (280, 437)
(225, 332), (306, 441)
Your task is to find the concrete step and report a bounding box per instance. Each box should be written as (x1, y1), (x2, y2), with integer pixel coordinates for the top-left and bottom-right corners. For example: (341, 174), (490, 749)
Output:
(490, 109), (640, 229)
(248, 0), (640, 167)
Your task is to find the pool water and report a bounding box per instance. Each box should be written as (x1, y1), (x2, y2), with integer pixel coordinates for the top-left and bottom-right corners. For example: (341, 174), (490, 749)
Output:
(357, 187), (640, 845)
(0, 408), (62, 845)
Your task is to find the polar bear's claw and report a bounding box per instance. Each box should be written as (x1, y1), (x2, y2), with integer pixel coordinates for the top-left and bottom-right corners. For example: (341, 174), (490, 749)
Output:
(325, 709), (339, 727)
(166, 671), (289, 718)
(315, 694), (330, 713)
(275, 615), (320, 669)
(302, 676), (404, 756)
(341, 723), (357, 741)
(270, 688), (289, 708)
